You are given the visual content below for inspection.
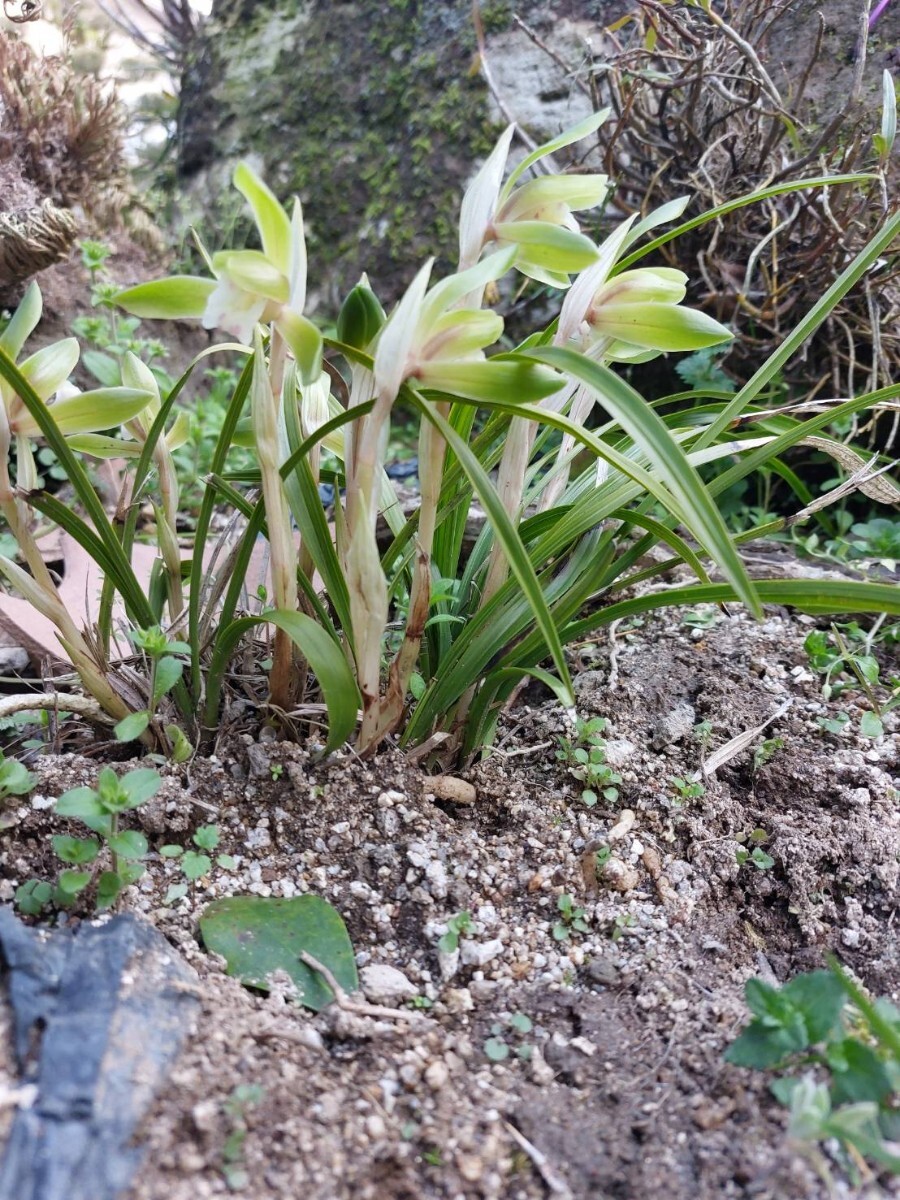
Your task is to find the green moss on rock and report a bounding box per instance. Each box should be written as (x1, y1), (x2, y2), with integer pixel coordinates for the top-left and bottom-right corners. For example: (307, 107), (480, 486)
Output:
(178, 0), (502, 307)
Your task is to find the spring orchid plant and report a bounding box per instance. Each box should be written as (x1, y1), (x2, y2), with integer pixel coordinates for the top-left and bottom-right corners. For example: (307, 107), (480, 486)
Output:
(0, 110), (897, 762)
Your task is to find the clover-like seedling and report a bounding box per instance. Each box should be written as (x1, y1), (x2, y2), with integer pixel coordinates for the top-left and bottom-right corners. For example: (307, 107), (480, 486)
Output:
(556, 716), (621, 807)
(669, 776), (705, 804)
(160, 824), (236, 904)
(484, 1012), (534, 1063)
(752, 737), (784, 772)
(0, 751), (36, 803)
(438, 910), (472, 954)
(553, 893), (589, 942)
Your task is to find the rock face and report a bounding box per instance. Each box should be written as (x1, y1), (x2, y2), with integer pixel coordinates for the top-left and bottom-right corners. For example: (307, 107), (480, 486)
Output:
(175, 0), (615, 310)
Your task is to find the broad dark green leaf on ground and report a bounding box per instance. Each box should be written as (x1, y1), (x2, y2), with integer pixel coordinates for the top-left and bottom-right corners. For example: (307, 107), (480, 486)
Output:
(199, 895), (358, 1011)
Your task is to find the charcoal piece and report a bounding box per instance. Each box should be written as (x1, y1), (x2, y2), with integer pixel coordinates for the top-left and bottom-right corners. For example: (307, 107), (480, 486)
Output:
(0, 908), (199, 1200)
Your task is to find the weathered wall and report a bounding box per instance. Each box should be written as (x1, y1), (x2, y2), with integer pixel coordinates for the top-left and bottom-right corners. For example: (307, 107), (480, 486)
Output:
(174, 0), (618, 311)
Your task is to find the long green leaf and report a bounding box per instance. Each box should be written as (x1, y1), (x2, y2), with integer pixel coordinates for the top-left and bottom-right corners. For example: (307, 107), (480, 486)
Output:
(406, 387), (575, 710)
(615, 174), (877, 273)
(204, 609), (359, 754)
(562, 580), (900, 644)
(189, 357), (254, 703)
(525, 347), (761, 616)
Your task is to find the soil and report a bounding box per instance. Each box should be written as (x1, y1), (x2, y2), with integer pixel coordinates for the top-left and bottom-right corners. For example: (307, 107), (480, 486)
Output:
(1, 589), (899, 1199)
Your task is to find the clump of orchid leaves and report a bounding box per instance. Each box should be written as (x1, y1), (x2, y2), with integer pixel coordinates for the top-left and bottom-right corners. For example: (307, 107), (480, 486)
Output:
(0, 110), (897, 762)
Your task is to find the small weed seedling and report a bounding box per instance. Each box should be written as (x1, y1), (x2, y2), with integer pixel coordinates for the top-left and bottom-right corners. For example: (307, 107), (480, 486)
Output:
(681, 606), (720, 631)
(805, 624), (899, 740)
(115, 626), (193, 760)
(735, 829), (774, 870)
(692, 719), (714, 750)
(221, 1084), (265, 1191)
(553, 893), (590, 942)
(438, 911), (472, 954)
(556, 716), (621, 807)
(726, 960), (900, 1180)
(484, 1012), (534, 1063)
(611, 912), (637, 941)
(670, 776), (705, 805)
(0, 751), (36, 815)
(752, 737), (784, 772)
(160, 824), (237, 904)
(16, 766), (161, 914)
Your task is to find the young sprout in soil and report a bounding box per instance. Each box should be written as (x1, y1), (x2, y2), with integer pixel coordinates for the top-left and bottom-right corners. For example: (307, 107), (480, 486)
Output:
(553, 893), (589, 942)
(221, 1084), (265, 1191)
(752, 737), (784, 772)
(115, 626), (193, 759)
(484, 1012), (534, 1062)
(726, 958), (900, 1181)
(611, 912), (637, 941)
(670, 776), (705, 804)
(735, 829), (775, 870)
(160, 824), (237, 904)
(16, 766), (161, 915)
(0, 750), (36, 806)
(556, 716), (621, 807)
(438, 910), (472, 954)
(681, 606), (720, 631)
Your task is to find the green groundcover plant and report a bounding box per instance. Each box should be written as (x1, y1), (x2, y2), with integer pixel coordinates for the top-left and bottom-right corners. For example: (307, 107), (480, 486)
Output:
(0, 109), (898, 763)
(727, 959), (900, 1182)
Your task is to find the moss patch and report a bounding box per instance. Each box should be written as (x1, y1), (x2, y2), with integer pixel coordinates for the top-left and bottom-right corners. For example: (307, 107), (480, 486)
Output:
(177, 0), (503, 307)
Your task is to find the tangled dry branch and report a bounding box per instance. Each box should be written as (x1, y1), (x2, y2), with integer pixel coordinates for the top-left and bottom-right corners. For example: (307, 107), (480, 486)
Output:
(537, 0), (899, 416)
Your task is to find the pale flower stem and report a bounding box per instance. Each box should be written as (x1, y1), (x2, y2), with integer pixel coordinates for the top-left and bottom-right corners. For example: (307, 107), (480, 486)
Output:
(346, 390), (394, 752)
(153, 442), (185, 630)
(253, 328), (298, 710)
(0, 491), (132, 722)
(479, 415), (536, 607)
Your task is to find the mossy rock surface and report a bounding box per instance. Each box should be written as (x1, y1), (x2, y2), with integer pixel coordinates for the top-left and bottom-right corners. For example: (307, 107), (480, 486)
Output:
(175, 0), (616, 309)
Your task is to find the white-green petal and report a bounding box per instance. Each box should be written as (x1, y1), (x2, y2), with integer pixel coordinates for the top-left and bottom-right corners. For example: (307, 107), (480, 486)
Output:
(458, 123), (515, 269)
(555, 216), (636, 346)
(495, 221), (600, 272)
(121, 351), (161, 402)
(213, 251), (290, 304)
(419, 247), (515, 331)
(27, 387), (154, 437)
(233, 162), (293, 276)
(0, 282), (42, 360)
(420, 309), (504, 360)
(622, 196), (692, 250)
(419, 360), (563, 405)
(501, 107), (611, 202)
(591, 303), (733, 351)
(287, 197), (308, 311)
(596, 267), (688, 306)
(20, 339), (80, 400)
(373, 258), (434, 400)
(498, 174), (609, 222)
(165, 410), (191, 451)
(277, 309), (323, 386)
(65, 434), (141, 458)
(115, 276), (216, 319)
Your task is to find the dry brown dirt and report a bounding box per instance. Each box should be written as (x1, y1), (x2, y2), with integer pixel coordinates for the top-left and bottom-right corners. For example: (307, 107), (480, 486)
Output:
(1, 598), (898, 1199)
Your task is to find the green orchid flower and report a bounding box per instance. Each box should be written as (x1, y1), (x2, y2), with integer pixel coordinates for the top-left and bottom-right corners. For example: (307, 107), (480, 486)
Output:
(115, 164), (322, 384)
(458, 110), (611, 284)
(556, 216), (732, 359)
(0, 284), (155, 500)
